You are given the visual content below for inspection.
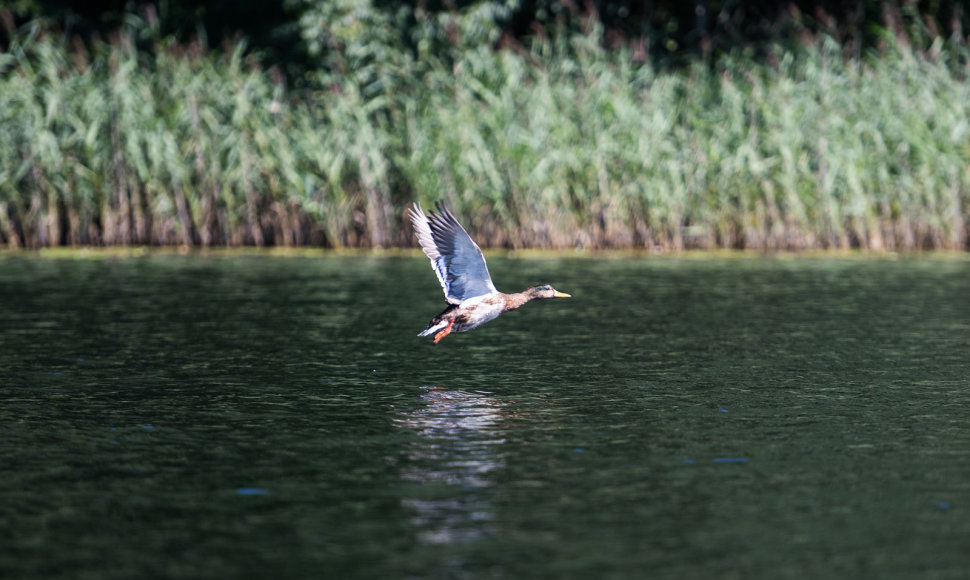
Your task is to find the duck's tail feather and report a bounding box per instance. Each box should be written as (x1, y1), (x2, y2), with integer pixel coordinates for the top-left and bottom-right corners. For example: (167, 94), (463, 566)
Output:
(418, 320), (449, 337)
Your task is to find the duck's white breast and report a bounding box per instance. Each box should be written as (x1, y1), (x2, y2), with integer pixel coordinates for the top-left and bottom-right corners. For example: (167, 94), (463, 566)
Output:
(456, 294), (506, 331)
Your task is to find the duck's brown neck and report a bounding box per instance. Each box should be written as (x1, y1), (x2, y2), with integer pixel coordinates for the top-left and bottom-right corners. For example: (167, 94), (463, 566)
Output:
(501, 290), (535, 312)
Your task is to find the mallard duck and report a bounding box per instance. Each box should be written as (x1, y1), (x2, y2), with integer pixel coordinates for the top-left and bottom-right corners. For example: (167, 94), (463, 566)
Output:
(409, 202), (570, 344)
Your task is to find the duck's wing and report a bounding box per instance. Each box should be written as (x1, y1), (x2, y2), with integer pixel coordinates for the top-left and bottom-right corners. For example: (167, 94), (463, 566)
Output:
(409, 202), (498, 305)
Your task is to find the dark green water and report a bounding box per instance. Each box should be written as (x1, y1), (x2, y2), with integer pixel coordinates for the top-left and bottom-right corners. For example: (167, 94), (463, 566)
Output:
(1, 253), (969, 579)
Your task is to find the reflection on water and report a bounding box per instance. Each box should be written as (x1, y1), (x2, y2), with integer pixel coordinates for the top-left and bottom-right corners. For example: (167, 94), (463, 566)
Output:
(3, 255), (970, 579)
(394, 387), (506, 546)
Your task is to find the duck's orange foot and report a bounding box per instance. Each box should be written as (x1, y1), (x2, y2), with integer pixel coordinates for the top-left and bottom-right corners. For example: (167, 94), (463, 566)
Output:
(433, 321), (454, 344)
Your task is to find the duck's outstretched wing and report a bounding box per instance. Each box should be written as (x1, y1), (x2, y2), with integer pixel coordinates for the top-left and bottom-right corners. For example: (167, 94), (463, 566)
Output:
(409, 202), (498, 304)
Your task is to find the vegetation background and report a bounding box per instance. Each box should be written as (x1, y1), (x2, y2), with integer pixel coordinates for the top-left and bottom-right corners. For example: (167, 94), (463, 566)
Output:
(1, 1), (968, 251)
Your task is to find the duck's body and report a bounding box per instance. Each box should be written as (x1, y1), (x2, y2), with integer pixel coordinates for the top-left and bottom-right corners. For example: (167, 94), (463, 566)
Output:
(417, 294), (507, 338)
(409, 202), (570, 344)
(417, 287), (557, 338)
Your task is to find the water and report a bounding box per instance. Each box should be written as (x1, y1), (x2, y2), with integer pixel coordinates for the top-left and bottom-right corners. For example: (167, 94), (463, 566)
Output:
(1, 253), (969, 579)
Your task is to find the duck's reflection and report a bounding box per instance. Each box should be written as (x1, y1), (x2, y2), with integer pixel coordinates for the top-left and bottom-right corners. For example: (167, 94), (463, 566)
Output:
(395, 386), (506, 546)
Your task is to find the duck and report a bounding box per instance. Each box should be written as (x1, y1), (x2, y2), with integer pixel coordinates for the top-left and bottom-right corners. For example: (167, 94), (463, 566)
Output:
(409, 202), (570, 344)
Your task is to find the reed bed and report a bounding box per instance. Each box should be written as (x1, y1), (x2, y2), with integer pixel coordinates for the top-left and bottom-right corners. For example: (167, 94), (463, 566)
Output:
(1, 19), (968, 250)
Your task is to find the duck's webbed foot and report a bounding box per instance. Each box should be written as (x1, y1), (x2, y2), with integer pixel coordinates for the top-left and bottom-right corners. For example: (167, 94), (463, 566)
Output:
(433, 320), (454, 344)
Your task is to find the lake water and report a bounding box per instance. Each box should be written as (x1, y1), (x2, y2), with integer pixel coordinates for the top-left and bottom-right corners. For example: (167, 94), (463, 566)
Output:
(1, 252), (969, 579)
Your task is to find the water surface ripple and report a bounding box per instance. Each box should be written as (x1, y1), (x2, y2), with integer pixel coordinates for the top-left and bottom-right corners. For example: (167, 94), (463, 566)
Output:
(1, 254), (968, 579)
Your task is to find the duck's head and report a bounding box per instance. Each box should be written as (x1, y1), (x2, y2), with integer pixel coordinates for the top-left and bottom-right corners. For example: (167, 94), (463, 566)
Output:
(529, 284), (571, 299)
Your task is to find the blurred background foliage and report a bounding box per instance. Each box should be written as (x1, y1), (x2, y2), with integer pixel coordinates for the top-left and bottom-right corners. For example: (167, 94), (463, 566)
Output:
(1, 1), (968, 249)
(8, 1), (970, 75)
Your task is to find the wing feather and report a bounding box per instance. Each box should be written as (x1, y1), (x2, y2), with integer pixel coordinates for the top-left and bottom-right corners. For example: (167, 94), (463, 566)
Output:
(409, 202), (498, 304)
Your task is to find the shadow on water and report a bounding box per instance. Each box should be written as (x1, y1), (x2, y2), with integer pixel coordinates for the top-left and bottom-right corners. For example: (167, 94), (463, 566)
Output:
(394, 386), (506, 546)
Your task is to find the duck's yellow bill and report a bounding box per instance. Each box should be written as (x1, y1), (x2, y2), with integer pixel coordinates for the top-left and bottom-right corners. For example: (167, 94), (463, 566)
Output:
(554, 291), (571, 298)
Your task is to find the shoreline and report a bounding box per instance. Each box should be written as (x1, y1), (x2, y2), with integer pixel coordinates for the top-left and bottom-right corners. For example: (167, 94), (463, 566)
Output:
(2, 246), (967, 261)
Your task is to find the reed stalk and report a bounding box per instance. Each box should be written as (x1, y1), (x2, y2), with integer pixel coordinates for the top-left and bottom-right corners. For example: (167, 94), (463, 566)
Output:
(1, 16), (968, 250)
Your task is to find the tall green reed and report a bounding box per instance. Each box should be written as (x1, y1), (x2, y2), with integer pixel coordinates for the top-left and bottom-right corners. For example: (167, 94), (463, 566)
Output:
(1, 16), (968, 250)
